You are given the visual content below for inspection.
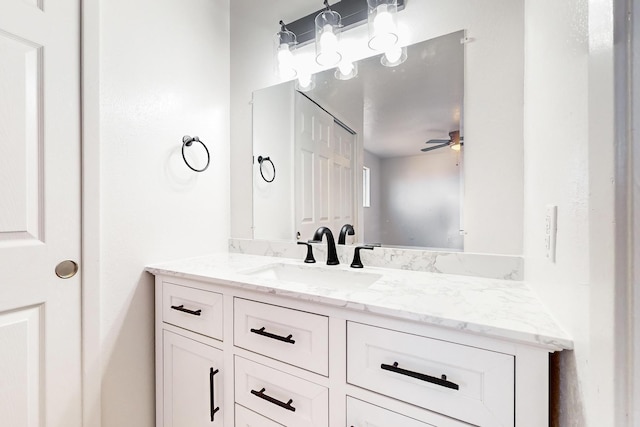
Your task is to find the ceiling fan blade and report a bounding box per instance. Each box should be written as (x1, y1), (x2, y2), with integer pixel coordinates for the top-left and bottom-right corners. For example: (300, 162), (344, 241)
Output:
(420, 143), (449, 152)
(425, 139), (451, 144)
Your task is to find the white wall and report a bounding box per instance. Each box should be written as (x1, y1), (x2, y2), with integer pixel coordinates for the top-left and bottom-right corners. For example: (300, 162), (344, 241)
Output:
(231, 0), (525, 255)
(253, 83), (295, 240)
(523, 0), (621, 424)
(379, 151), (463, 249)
(98, 1), (230, 426)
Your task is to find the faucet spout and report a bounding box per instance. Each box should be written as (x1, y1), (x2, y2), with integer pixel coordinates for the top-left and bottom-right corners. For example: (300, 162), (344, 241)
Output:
(338, 224), (355, 245)
(310, 227), (340, 265)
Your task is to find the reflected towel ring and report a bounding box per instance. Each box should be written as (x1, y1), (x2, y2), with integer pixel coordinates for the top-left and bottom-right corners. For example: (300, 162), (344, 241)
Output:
(182, 135), (210, 172)
(258, 155), (276, 183)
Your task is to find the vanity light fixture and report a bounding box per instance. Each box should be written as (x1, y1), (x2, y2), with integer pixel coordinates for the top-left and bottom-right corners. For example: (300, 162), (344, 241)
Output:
(273, 0), (405, 80)
(275, 20), (298, 79)
(315, 1), (343, 67)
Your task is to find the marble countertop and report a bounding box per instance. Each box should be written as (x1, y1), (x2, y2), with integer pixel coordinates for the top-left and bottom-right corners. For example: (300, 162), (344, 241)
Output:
(146, 253), (572, 351)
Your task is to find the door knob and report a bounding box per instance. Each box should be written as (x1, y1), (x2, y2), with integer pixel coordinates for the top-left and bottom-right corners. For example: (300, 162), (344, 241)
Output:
(55, 260), (78, 279)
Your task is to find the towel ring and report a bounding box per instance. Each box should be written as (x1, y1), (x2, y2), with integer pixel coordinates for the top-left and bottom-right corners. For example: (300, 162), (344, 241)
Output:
(182, 135), (210, 172)
(258, 155), (276, 183)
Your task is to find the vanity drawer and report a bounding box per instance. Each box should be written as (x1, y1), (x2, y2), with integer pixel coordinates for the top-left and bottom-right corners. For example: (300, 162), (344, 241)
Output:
(162, 281), (223, 340)
(234, 298), (329, 375)
(234, 356), (328, 427)
(235, 404), (284, 427)
(346, 397), (469, 427)
(347, 322), (514, 427)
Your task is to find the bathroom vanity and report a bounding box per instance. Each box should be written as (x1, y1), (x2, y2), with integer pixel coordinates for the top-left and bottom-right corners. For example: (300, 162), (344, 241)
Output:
(148, 253), (571, 427)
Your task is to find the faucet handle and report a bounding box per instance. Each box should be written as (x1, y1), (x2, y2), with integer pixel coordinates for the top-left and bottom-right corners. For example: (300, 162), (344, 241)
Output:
(350, 245), (375, 268)
(297, 242), (316, 263)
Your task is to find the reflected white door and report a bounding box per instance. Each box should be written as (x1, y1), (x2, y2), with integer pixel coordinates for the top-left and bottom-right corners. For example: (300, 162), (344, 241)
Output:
(294, 92), (357, 240)
(0, 0), (82, 426)
(295, 92), (334, 239)
(331, 122), (356, 235)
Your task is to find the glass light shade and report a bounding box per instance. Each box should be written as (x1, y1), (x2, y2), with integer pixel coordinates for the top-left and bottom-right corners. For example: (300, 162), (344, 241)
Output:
(450, 142), (462, 151)
(381, 46), (407, 67)
(335, 60), (357, 80)
(274, 23), (297, 78)
(296, 72), (316, 92)
(315, 9), (342, 66)
(367, 0), (399, 52)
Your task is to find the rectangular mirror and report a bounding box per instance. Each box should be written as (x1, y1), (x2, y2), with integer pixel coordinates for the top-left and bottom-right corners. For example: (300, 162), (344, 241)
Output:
(252, 31), (464, 250)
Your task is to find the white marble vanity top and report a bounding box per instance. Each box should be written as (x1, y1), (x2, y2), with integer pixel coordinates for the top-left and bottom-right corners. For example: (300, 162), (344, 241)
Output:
(146, 253), (572, 351)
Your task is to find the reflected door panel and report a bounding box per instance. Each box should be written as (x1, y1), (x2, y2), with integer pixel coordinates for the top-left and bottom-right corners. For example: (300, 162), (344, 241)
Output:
(295, 93), (356, 240)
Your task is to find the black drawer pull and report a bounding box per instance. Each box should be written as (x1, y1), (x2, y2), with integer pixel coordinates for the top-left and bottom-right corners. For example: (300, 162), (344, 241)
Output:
(250, 327), (295, 344)
(170, 304), (202, 316)
(250, 387), (296, 412)
(380, 361), (459, 390)
(209, 368), (220, 421)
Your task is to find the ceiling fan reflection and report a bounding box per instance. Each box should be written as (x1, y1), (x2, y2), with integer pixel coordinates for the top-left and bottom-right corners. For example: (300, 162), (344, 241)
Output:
(421, 130), (464, 152)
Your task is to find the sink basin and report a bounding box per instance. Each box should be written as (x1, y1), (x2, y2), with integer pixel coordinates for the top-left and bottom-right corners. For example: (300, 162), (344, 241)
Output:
(240, 263), (382, 290)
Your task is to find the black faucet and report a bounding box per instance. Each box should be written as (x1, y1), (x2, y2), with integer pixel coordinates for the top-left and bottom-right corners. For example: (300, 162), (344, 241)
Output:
(338, 224), (355, 245)
(351, 245), (375, 268)
(309, 227), (339, 265)
(296, 241), (316, 263)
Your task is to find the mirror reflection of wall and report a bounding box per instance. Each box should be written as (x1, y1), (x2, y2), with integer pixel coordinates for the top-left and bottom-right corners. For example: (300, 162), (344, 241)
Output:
(252, 31), (464, 250)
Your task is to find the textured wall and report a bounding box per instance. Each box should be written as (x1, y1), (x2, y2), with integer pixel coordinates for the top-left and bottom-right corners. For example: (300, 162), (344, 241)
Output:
(523, 0), (620, 424)
(99, 1), (230, 425)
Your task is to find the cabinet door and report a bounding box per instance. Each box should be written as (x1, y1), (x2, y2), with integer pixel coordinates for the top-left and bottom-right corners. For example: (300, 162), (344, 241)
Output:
(163, 331), (224, 427)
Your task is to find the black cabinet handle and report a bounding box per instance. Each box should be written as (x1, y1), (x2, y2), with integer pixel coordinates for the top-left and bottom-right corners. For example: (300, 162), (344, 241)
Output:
(209, 368), (220, 421)
(250, 387), (296, 412)
(250, 327), (295, 344)
(380, 361), (459, 390)
(170, 304), (202, 316)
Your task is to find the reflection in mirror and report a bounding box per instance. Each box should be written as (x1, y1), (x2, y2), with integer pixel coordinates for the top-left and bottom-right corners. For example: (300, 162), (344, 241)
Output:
(253, 31), (464, 250)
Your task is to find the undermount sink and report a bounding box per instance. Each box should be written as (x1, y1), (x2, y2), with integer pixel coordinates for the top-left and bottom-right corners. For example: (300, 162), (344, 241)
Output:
(239, 263), (382, 290)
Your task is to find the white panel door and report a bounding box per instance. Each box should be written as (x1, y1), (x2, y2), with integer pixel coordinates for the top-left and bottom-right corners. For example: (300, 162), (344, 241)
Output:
(294, 92), (334, 240)
(0, 1), (81, 426)
(330, 123), (356, 235)
(295, 93), (357, 241)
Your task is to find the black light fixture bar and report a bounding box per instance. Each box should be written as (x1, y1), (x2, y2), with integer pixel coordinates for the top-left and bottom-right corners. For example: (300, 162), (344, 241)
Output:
(286, 0), (405, 46)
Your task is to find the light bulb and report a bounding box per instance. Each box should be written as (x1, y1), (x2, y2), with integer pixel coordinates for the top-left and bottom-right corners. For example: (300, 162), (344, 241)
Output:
(277, 44), (296, 79)
(320, 25), (338, 51)
(316, 24), (341, 66)
(298, 73), (312, 89)
(368, 3), (398, 51)
(451, 143), (462, 151)
(338, 61), (354, 75)
(384, 47), (402, 64)
(373, 5), (393, 33)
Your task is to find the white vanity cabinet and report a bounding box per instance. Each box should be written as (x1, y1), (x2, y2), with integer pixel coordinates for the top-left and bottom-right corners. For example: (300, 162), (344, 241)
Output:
(153, 271), (561, 427)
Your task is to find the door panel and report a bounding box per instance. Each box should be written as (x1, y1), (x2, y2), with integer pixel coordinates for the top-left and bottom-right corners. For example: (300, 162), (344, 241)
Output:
(0, 306), (42, 427)
(0, 0), (81, 426)
(295, 93), (357, 240)
(0, 31), (42, 241)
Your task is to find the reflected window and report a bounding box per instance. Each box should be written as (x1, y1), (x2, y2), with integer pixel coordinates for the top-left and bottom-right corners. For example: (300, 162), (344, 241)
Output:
(363, 166), (371, 208)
